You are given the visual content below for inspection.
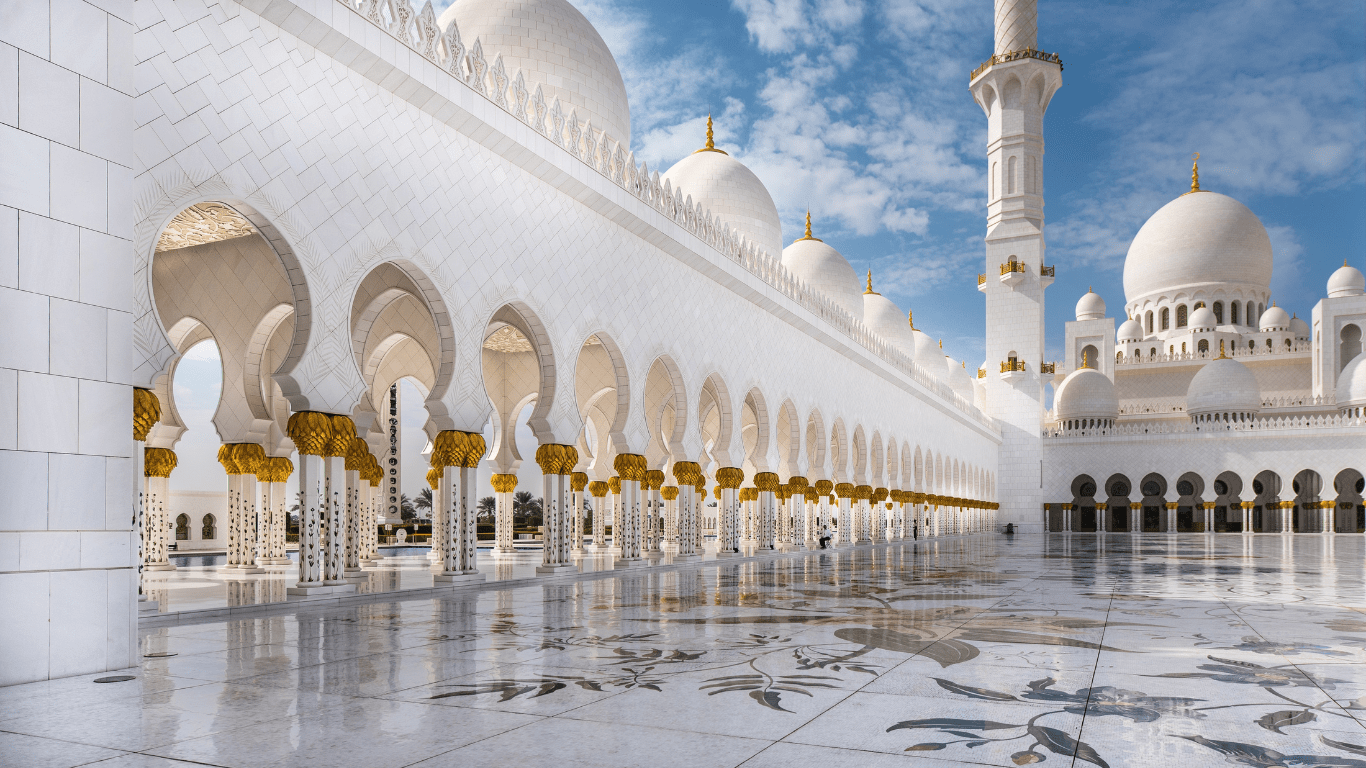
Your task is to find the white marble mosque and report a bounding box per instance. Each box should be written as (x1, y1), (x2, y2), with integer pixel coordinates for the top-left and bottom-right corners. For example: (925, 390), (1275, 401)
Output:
(0, 0), (1363, 765)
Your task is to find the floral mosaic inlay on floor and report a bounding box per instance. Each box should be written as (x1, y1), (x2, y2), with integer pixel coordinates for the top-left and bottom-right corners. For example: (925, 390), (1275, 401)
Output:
(2, 534), (1364, 768)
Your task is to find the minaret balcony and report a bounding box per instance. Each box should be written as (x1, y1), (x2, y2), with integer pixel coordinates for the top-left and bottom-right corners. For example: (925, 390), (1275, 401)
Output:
(1040, 264), (1055, 289)
(1000, 260), (1027, 288)
(1000, 359), (1028, 382)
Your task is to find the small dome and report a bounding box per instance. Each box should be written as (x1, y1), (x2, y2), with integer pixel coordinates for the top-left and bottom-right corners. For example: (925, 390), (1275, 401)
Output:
(1117, 318), (1144, 343)
(946, 358), (976, 402)
(782, 221), (862, 321)
(1327, 263), (1365, 298)
(1189, 305), (1216, 330)
(1123, 191), (1273, 305)
(1055, 367), (1119, 421)
(1186, 356), (1260, 416)
(913, 329), (947, 379)
(1336, 351), (1366, 408)
(1259, 304), (1290, 332)
(1289, 315), (1310, 340)
(441, 0), (631, 147)
(661, 124), (783, 259)
(1075, 289), (1106, 321)
(863, 289), (915, 360)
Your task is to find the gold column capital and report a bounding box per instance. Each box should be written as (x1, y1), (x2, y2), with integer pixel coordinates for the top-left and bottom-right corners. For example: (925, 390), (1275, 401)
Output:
(491, 473), (518, 493)
(754, 472), (779, 492)
(588, 480), (609, 498)
(132, 388), (160, 441)
(287, 411), (333, 455)
(144, 447), (177, 478)
(571, 471), (589, 492)
(535, 443), (578, 475)
(613, 453), (647, 481)
(716, 467), (745, 489)
(660, 486), (679, 501)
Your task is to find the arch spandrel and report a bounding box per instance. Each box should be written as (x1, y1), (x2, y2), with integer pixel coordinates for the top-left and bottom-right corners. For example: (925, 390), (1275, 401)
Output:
(699, 373), (737, 469)
(805, 409), (828, 482)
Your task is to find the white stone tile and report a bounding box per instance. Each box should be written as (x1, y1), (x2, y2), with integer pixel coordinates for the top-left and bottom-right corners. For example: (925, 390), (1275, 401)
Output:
(0, 531), (17, 570)
(17, 370), (78, 453)
(0, 0), (50, 59)
(0, 731), (125, 768)
(78, 378), (128, 456)
(49, 144), (107, 231)
(105, 563), (135, 669)
(0, 448), (48, 529)
(107, 14), (133, 96)
(79, 225), (131, 311)
(18, 210), (77, 299)
(0, 123), (49, 215)
(51, 0), (108, 84)
(18, 50), (79, 146)
(0, 368), (15, 449)
(103, 454), (131, 529)
(106, 309), (132, 384)
(47, 451), (106, 529)
(19, 530), (79, 569)
(49, 568), (110, 678)
(79, 530), (130, 569)
(0, 571), (50, 686)
(0, 203), (15, 288)
(0, 42), (17, 128)
(0, 285), (49, 372)
(49, 298), (107, 380)
(80, 76), (132, 166)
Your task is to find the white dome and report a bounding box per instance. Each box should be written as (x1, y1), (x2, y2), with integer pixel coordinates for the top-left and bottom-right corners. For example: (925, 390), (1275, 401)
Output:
(1289, 315), (1310, 340)
(1075, 290), (1106, 321)
(1055, 367), (1119, 421)
(1117, 318), (1144, 343)
(1189, 306), (1216, 330)
(863, 291), (915, 360)
(782, 231), (862, 321)
(1186, 357), (1260, 416)
(441, 0), (631, 147)
(1327, 263), (1365, 298)
(913, 329), (947, 379)
(1336, 351), (1366, 408)
(1123, 191), (1273, 305)
(946, 358), (976, 402)
(1259, 304), (1290, 332)
(661, 142), (782, 261)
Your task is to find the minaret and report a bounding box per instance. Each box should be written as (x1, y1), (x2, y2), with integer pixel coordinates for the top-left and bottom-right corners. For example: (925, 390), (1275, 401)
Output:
(970, 0), (1062, 533)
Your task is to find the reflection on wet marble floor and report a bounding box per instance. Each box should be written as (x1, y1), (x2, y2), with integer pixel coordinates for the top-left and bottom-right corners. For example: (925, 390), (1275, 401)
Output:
(5, 534), (1366, 768)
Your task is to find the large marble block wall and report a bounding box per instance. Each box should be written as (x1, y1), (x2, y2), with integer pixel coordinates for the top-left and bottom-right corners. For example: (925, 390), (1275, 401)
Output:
(0, 0), (138, 686)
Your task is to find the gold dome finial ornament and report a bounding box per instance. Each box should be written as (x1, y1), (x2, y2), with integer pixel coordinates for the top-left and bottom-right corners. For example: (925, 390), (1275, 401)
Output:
(1218, 339), (1228, 359)
(795, 209), (821, 242)
(693, 113), (728, 155)
(1082, 350), (1091, 369)
(907, 310), (916, 330)
(1185, 152), (1201, 195)
(864, 269), (879, 295)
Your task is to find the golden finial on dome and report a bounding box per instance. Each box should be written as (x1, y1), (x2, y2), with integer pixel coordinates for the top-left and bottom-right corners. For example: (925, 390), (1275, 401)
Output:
(693, 113), (728, 155)
(1218, 339), (1228, 359)
(939, 339), (943, 350)
(907, 310), (916, 330)
(864, 269), (879, 295)
(1082, 350), (1090, 369)
(794, 209), (821, 242)
(1184, 152), (1201, 195)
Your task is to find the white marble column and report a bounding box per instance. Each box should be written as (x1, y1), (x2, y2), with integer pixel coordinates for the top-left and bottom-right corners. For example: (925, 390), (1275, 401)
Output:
(716, 468), (744, 557)
(755, 473), (778, 550)
(662, 486), (680, 552)
(588, 482), (608, 550)
(570, 472), (588, 553)
(433, 430), (487, 585)
(286, 413), (331, 594)
(143, 448), (176, 571)
(644, 470), (664, 554)
(426, 467), (445, 565)
(492, 473), (517, 556)
(536, 444), (577, 574)
(613, 454), (646, 567)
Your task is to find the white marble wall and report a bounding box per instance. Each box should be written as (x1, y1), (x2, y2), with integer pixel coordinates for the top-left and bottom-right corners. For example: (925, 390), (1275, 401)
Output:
(0, 0), (138, 686)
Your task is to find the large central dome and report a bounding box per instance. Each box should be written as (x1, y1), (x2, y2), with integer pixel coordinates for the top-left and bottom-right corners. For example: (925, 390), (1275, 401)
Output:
(1123, 191), (1272, 305)
(440, 0), (631, 148)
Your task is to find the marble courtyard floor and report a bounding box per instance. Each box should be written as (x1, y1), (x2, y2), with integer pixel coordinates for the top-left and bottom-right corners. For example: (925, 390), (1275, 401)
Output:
(3, 535), (1365, 768)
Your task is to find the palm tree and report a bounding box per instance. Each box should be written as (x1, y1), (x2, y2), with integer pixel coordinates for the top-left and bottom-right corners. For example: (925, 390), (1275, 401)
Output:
(414, 488), (433, 515)
(512, 490), (543, 527)
(399, 493), (418, 521)
(477, 496), (496, 522)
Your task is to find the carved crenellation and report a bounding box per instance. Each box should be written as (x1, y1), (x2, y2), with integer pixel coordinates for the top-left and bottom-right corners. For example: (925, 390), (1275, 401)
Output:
(341, 0), (992, 429)
(1045, 411), (1366, 439)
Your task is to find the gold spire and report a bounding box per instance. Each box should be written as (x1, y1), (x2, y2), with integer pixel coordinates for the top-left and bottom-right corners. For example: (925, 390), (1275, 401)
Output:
(1184, 152), (1202, 195)
(938, 339), (943, 350)
(1217, 339), (1228, 359)
(1082, 350), (1090, 369)
(794, 209), (821, 242)
(693, 113), (728, 155)
(864, 269), (878, 295)
(907, 310), (916, 330)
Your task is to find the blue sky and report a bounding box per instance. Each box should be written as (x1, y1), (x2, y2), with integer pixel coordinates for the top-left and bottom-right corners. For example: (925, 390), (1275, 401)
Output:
(166, 0), (1364, 495)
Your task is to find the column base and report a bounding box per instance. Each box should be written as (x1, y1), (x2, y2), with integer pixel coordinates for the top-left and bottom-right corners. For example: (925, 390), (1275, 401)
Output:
(613, 558), (646, 569)
(287, 583), (355, 596)
(219, 566), (266, 576)
(535, 563), (579, 575)
(144, 562), (176, 571)
(671, 553), (701, 561)
(433, 572), (486, 585)
(265, 557), (293, 565)
(713, 550), (740, 558)
(491, 547), (518, 558)
(138, 599), (160, 617)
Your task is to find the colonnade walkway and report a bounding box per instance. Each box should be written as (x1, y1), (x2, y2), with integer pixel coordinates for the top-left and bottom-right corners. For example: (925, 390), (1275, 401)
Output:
(3, 535), (1364, 768)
